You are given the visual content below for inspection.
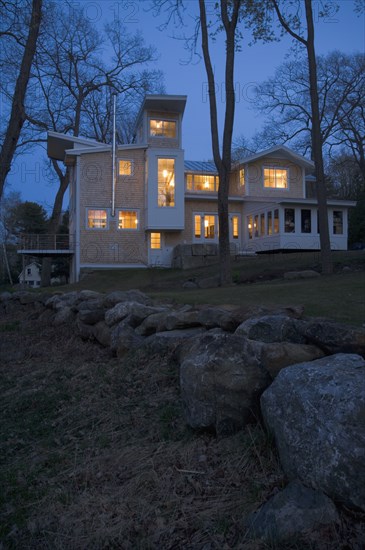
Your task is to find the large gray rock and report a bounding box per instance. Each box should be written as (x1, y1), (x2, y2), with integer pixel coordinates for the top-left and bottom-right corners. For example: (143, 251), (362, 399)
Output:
(179, 333), (271, 435)
(235, 315), (306, 344)
(110, 322), (144, 357)
(261, 353), (365, 511)
(105, 301), (166, 327)
(246, 480), (339, 542)
(259, 341), (325, 378)
(302, 319), (365, 356)
(103, 289), (152, 308)
(93, 321), (111, 347)
(53, 306), (75, 326)
(77, 308), (106, 325)
(135, 310), (172, 336)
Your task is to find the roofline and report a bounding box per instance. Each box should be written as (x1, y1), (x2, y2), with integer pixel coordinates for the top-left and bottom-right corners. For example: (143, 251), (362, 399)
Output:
(134, 94), (187, 132)
(47, 130), (101, 147)
(236, 145), (315, 171)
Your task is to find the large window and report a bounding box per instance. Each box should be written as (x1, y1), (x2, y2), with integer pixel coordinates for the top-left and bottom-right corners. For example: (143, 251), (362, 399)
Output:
(301, 209), (311, 233)
(150, 233), (161, 249)
(186, 173), (219, 192)
(87, 209), (107, 229)
(247, 215), (253, 239)
(231, 216), (239, 239)
(333, 211), (343, 234)
(158, 159), (175, 207)
(239, 168), (245, 187)
(194, 214), (218, 241)
(264, 167), (288, 189)
(267, 211), (273, 235)
(274, 209), (279, 234)
(118, 159), (133, 176)
(260, 213), (265, 236)
(284, 208), (295, 233)
(150, 119), (176, 138)
(118, 210), (138, 230)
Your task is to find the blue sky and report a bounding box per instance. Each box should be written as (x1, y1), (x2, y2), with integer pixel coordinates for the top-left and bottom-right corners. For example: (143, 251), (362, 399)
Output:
(5, 0), (365, 211)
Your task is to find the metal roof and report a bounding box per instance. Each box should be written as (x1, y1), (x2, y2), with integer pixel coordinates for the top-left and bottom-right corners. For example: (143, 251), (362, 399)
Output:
(184, 160), (217, 173)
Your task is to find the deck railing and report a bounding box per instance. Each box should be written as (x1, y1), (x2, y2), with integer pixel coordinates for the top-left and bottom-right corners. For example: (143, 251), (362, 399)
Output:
(18, 234), (75, 252)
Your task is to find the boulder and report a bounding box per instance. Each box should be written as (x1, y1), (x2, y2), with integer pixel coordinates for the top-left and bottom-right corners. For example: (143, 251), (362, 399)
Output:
(236, 315), (306, 344)
(93, 321), (111, 347)
(78, 290), (103, 301)
(103, 289), (152, 308)
(301, 319), (365, 356)
(78, 308), (106, 325)
(135, 311), (172, 336)
(110, 322), (144, 357)
(105, 301), (166, 327)
(246, 480), (339, 542)
(162, 310), (201, 331)
(261, 353), (365, 511)
(0, 291), (12, 302)
(259, 341), (325, 378)
(179, 333), (271, 435)
(53, 306), (75, 326)
(76, 317), (95, 340)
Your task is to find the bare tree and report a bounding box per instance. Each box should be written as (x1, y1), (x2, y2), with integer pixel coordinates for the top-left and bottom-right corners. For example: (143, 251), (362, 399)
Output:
(269, 0), (334, 273)
(0, 0), (42, 199)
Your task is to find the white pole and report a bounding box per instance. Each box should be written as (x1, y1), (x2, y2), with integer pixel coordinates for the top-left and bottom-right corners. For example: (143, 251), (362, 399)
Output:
(111, 94), (116, 217)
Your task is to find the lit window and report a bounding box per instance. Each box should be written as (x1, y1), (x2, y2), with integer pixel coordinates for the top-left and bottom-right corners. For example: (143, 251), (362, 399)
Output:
(119, 160), (133, 176)
(248, 215), (253, 239)
(231, 216), (239, 239)
(150, 119), (176, 138)
(194, 215), (201, 238)
(267, 211), (273, 235)
(158, 159), (175, 207)
(185, 173), (219, 192)
(264, 167), (288, 189)
(150, 232), (161, 249)
(284, 208), (295, 233)
(204, 215), (216, 239)
(239, 168), (245, 187)
(118, 210), (138, 230)
(333, 211), (343, 234)
(254, 215), (259, 236)
(87, 209), (107, 229)
(301, 209), (311, 233)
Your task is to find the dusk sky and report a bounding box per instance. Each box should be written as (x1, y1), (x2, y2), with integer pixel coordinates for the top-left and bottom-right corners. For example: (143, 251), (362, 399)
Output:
(5, 0), (365, 211)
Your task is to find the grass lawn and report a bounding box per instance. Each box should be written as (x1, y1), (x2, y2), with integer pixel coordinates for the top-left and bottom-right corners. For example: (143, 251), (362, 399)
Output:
(57, 251), (365, 326)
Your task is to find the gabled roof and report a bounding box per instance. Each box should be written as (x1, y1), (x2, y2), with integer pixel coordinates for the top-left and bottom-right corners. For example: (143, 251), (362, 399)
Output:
(184, 160), (217, 173)
(236, 145), (315, 172)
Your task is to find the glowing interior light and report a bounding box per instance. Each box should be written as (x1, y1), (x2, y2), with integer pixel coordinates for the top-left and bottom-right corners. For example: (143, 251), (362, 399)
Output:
(163, 169), (168, 178)
(170, 179), (175, 187)
(204, 220), (209, 228)
(248, 223), (252, 229)
(204, 181), (209, 189)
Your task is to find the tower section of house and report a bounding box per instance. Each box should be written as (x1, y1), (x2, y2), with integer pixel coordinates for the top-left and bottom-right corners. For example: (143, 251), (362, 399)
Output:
(134, 95), (187, 266)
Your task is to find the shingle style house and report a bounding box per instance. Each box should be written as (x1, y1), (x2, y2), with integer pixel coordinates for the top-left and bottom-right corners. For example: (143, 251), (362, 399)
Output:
(45, 94), (355, 282)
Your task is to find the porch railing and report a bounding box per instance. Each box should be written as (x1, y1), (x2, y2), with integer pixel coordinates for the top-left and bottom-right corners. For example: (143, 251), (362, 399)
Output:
(18, 233), (75, 252)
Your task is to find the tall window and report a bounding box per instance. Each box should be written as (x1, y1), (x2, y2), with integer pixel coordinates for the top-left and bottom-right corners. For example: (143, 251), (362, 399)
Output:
(231, 216), (239, 239)
(284, 208), (295, 233)
(119, 160), (133, 176)
(248, 215), (253, 239)
(267, 211), (273, 235)
(87, 209), (107, 229)
(333, 211), (343, 234)
(150, 119), (176, 138)
(194, 215), (201, 238)
(274, 209), (279, 234)
(260, 213), (265, 236)
(204, 215), (216, 239)
(158, 159), (175, 207)
(150, 233), (161, 249)
(118, 210), (138, 230)
(239, 168), (245, 187)
(264, 167), (288, 189)
(301, 209), (311, 233)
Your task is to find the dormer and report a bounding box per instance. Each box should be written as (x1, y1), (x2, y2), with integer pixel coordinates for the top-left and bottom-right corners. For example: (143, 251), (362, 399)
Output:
(134, 94), (187, 149)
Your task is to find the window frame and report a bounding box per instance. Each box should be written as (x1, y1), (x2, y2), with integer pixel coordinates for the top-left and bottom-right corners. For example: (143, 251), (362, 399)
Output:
(158, 157), (176, 208)
(117, 209), (139, 231)
(86, 208), (109, 230)
(118, 159), (134, 177)
(333, 210), (343, 235)
(186, 172), (219, 193)
(150, 232), (161, 249)
(149, 118), (177, 139)
(263, 166), (289, 190)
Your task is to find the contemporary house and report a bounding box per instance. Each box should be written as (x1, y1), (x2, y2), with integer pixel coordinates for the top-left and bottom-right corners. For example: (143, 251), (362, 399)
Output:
(20, 94), (355, 282)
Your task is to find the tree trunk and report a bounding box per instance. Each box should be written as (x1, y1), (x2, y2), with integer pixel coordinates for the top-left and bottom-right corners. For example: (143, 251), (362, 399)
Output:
(304, 0), (333, 274)
(0, 0), (42, 199)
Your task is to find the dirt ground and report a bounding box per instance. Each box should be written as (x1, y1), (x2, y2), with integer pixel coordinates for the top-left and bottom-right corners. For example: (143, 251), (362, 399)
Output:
(1, 304), (364, 549)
